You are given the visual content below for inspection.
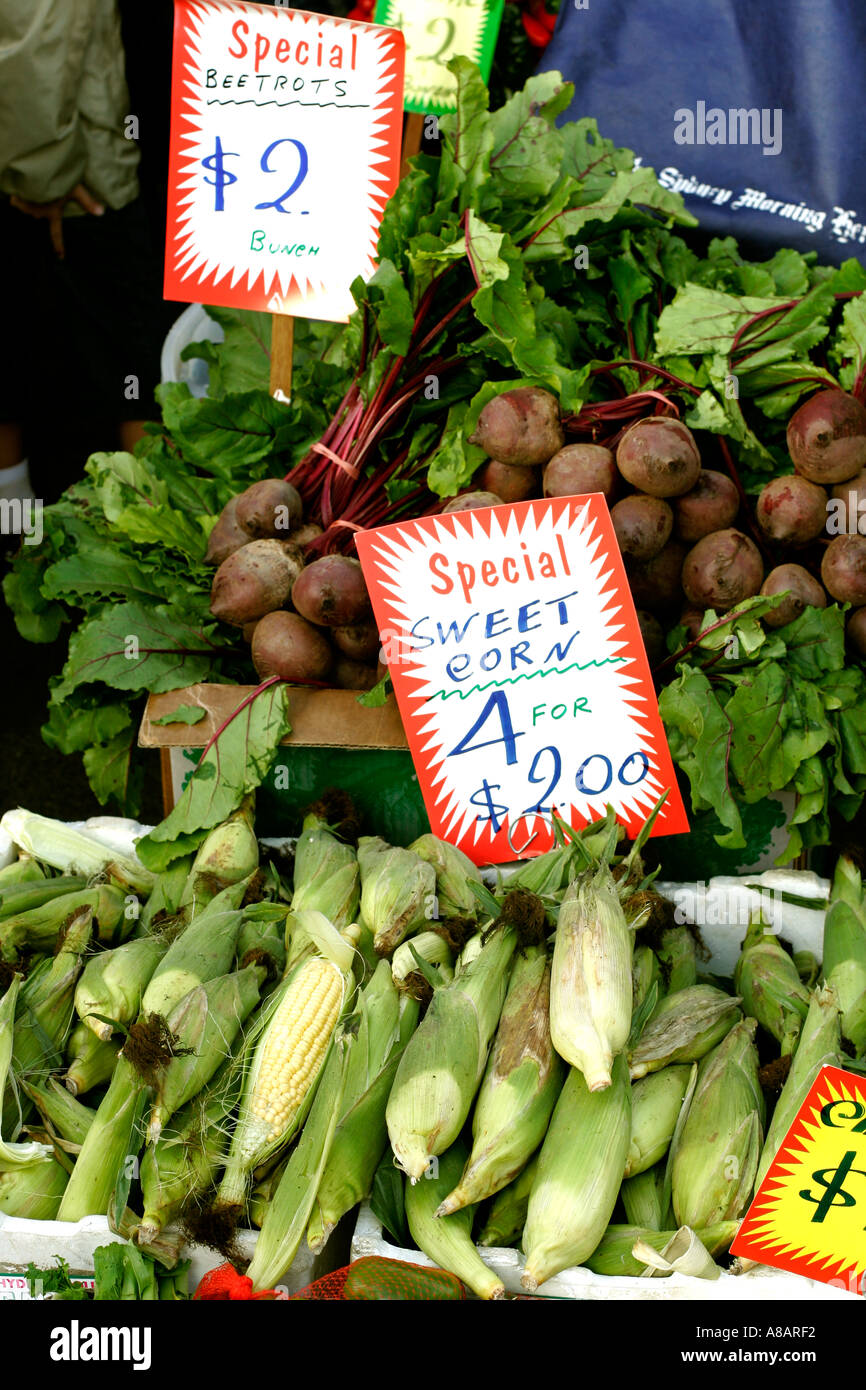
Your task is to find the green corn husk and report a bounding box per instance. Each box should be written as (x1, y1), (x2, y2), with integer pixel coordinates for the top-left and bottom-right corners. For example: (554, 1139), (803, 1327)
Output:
(455, 931), (484, 974)
(146, 964), (266, 1144)
(0, 1153), (69, 1218)
(307, 963), (420, 1253)
(624, 1065), (693, 1178)
(64, 1021), (121, 1097)
(0, 874), (87, 923)
(291, 812), (360, 928)
(437, 947), (565, 1216)
(522, 1053), (632, 1291)
(628, 984), (742, 1080)
(755, 983), (842, 1191)
(404, 1138), (505, 1300)
(632, 945), (663, 1012)
(236, 911), (288, 978)
(0, 809), (155, 895)
(822, 856), (866, 1054)
(75, 935), (168, 1040)
(391, 931), (454, 990)
(3, 906), (94, 1135)
(0, 885), (125, 962)
(57, 1055), (149, 1221)
(139, 905), (244, 1021)
(621, 1161), (670, 1230)
(358, 836), (436, 958)
(657, 927), (697, 994)
(135, 855), (194, 935)
(506, 846), (568, 897)
(0, 856), (44, 891)
(478, 1153), (539, 1247)
(407, 834), (482, 920)
(0, 976), (54, 1168)
(584, 1221), (739, 1277)
(178, 799), (259, 912)
(549, 863), (633, 1092)
(137, 1053), (244, 1244)
(794, 951), (820, 987)
(386, 923), (516, 1180)
(248, 1153), (290, 1230)
(671, 1018), (765, 1230)
(21, 1077), (95, 1147)
(734, 917), (810, 1055)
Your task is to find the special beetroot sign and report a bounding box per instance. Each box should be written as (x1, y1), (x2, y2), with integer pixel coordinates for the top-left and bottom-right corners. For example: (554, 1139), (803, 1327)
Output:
(165, 0), (405, 320)
(355, 497), (689, 865)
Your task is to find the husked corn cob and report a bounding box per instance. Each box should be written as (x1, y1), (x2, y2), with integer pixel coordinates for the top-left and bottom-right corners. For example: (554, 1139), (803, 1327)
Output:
(64, 1022), (121, 1097)
(386, 923), (516, 1180)
(624, 1064), (693, 1178)
(628, 984), (742, 1079)
(404, 1139), (505, 1300)
(437, 947), (564, 1216)
(478, 1154), (539, 1248)
(822, 856), (866, 1055)
(671, 1018), (764, 1229)
(291, 811), (359, 928)
(734, 916), (809, 1055)
(522, 1054), (632, 1291)
(549, 864), (633, 1091)
(75, 935), (167, 1040)
(358, 836), (436, 957)
(407, 834), (481, 919)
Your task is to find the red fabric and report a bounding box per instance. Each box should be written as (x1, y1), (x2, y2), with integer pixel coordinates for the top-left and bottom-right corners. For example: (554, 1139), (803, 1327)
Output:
(521, 2), (557, 47)
(193, 1263), (279, 1301)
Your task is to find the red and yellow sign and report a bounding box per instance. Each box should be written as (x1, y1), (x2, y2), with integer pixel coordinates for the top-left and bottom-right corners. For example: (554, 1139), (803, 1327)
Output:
(732, 1064), (866, 1296)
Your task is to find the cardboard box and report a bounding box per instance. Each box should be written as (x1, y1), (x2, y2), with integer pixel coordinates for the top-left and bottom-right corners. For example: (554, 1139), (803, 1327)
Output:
(139, 683), (430, 843)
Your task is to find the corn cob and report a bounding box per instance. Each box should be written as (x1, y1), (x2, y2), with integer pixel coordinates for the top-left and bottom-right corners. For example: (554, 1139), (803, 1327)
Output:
(755, 983), (842, 1190)
(734, 916), (810, 1054)
(0, 976), (54, 1168)
(137, 1053), (243, 1244)
(620, 1162), (669, 1230)
(179, 800), (259, 912)
(628, 984), (742, 1079)
(75, 935), (168, 1040)
(584, 1222), (739, 1278)
(216, 916), (356, 1209)
(391, 931), (454, 991)
(478, 1153), (539, 1247)
(522, 1054), (632, 1291)
(146, 964), (266, 1144)
(455, 931), (484, 974)
(236, 909), (288, 978)
(0, 809), (155, 895)
(408, 834), (481, 919)
(404, 1138), (505, 1300)
(307, 962), (420, 1253)
(139, 905), (244, 1021)
(506, 845), (569, 897)
(437, 947), (564, 1216)
(358, 836), (436, 957)
(0, 1153), (69, 1218)
(0, 884), (124, 961)
(794, 950), (820, 987)
(135, 854), (194, 936)
(57, 1055), (149, 1221)
(0, 873), (86, 922)
(0, 856), (44, 892)
(291, 811), (359, 928)
(21, 1077), (95, 1148)
(632, 944), (663, 1011)
(386, 923), (516, 1181)
(64, 1021), (121, 1096)
(624, 1064), (693, 1178)
(549, 863), (633, 1091)
(656, 926), (697, 993)
(671, 1018), (764, 1229)
(822, 856), (866, 1054)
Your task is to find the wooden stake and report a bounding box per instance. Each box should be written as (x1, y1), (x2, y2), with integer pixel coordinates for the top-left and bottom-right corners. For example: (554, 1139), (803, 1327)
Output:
(400, 111), (425, 181)
(270, 313), (295, 400)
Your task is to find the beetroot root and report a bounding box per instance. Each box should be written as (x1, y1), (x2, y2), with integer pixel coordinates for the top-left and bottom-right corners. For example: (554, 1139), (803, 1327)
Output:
(756, 475), (827, 544)
(469, 388), (564, 467)
(206, 497), (253, 566)
(682, 529), (764, 611)
(543, 444), (617, 502)
(210, 540), (304, 627)
(611, 494), (673, 561)
(616, 418), (701, 498)
(291, 555), (371, 628)
(821, 534), (866, 604)
(761, 564), (827, 627)
(334, 657), (379, 691)
(846, 607), (866, 656)
(332, 621), (381, 663)
(288, 522), (323, 549)
(673, 470), (740, 542)
(479, 459), (538, 502)
(251, 611), (334, 683)
(442, 491), (504, 513)
(787, 389), (866, 485)
(636, 610), (666, 665)
(626, 541), (686, 612)
(235, 478), (303, 539)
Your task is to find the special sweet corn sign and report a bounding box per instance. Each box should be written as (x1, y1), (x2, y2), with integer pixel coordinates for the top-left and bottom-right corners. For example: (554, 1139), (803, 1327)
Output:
(165, 0), (405, 320)
(355, 496), (689, 865)
(732, 1064), (866, 1296)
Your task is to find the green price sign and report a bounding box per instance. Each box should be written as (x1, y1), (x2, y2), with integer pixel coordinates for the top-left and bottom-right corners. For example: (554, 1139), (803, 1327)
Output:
(374, 0), (504, 114)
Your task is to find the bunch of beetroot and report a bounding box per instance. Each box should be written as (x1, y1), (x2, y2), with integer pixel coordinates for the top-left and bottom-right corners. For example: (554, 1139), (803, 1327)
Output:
(206, 479), (380, 690)
(461, 385), (866, 663)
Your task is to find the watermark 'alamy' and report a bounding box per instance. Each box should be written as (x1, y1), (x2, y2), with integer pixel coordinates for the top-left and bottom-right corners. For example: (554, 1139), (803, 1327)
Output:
(49, 1321), (151, 1371)
(0, 497), (42, 546)
(674, 102), (782, 157)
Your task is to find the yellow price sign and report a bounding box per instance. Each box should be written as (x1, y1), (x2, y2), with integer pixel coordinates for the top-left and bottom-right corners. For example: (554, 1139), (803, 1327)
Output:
(732, 1064), (866, 1296)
